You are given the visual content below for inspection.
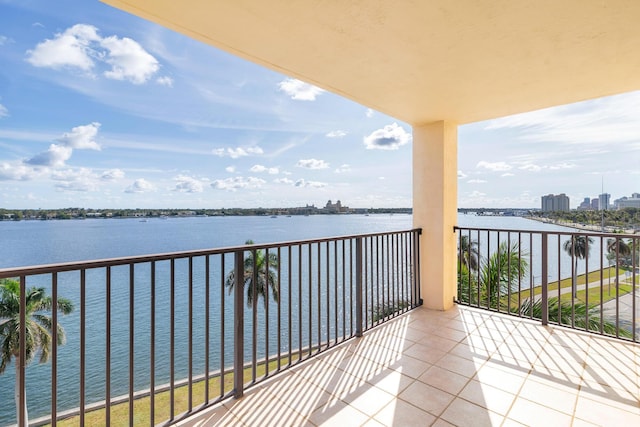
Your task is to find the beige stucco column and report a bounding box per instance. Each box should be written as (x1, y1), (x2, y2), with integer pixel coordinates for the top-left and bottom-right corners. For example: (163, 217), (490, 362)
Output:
(413, 121), (458, 310)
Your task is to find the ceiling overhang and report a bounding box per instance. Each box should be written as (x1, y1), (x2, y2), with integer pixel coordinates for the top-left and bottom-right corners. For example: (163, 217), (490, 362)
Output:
(101, 0), (640, 125)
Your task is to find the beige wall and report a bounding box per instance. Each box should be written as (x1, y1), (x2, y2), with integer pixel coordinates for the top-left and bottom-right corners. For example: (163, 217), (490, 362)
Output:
(413, 122), (458, 310)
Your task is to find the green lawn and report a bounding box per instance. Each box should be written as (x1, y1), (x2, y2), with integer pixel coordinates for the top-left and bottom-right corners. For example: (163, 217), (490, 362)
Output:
(47, 354), (302, 427)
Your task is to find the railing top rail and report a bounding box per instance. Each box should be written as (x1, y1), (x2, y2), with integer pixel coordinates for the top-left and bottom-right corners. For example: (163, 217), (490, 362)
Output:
(454, 225), (638, 239)
(0, 227), (422, 278)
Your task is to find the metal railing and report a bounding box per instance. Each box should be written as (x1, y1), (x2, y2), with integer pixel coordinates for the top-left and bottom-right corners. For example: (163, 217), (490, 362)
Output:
(455, 226), (639, 342)
(0, 228), (421, 427)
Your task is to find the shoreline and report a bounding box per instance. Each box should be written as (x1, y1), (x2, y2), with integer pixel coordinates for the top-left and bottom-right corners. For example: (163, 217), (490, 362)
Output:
(526, 216), (638, 235)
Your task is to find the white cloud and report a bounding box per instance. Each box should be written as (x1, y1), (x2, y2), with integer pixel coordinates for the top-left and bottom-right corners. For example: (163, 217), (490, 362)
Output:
(0, 103), (8, 118)
(0, 161), (41, 181)
(101, 168), (125, 180)
(501, 172), (515, 177)
(225, 166), (236, 173)
(549, 162), (576, 170)
(518, 164), (542, 172)
(25, 144), (73, 167)
(0, 35), (9, 46)
(485, 91), (640, 147)
(51, 168), (97, 192)
(125, 178), (154, 193)
(250, 164), (279, 174)
(458, 170), (467, 179)
(366, 108), (374, 118)
(26, 24), (100, 71)
(213, 146), (264, 158)
(26, 24), (160, 84)
(56, 122), (101, 150)
(278, 78), (325, 101)
(326, 130), (347, 138)
(364, 123), (411, 150)
(101, 35), (159, 84)
(211, 176), (265, 191)
(173, 175), (204, 193)
(476, 161), (512, 172)
(294, 179), (327, 188)
(274, 177), (294, 185)
(469, 190), (486, 197)
(335, 164), (351, 173)
(296, 158), (329, 169)
(25, 122), (101, 168)
(468, 179), (487, 184)
(156, 76), (174, 87)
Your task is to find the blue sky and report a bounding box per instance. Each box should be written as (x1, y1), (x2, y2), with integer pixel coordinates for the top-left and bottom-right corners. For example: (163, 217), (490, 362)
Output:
(0, 0), (638, 210)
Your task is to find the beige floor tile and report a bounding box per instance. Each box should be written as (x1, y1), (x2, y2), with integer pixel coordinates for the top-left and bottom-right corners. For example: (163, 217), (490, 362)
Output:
(341, 384), (395, 416)
(430, 418), (456, 427)
(390, 353), (432, 378)
(518, 378), (578, 415)
(366, 369), (415, 396)
(417, 365), (470, 395)
(373, 398), (436, 426)
(402, 342), (448, 365)
(473, 364), (526, 395)
(398, 380), (455, 417)
(458, 379), (516, 416)
(440, 397), (503, 427)
(433, 353), (485, 378)
(507, 397), (573, 427)
(574, 395), (640, 426)
(308, 399), (369, 426)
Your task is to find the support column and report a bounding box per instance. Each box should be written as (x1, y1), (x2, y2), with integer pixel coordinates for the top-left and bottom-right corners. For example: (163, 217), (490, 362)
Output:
(413, 121), (458, 310)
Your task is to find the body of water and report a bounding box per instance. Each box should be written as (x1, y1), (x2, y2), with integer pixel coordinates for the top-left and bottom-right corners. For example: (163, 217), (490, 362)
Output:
(0, 213), (585, 425)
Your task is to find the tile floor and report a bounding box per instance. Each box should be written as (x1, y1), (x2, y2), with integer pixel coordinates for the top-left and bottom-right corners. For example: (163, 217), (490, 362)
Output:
(178, 305), (640, 426)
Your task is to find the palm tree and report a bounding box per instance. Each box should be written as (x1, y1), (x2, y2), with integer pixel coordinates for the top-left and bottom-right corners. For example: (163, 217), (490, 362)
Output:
(225, 240), (279, 306)
(606, 238), (631, 296)
(459, 235), (479, 271)
(515, 297), (631, 338)
(479, 241), (528, 308)
(563, 235), (594, 298)
(0, 278), (74, 426)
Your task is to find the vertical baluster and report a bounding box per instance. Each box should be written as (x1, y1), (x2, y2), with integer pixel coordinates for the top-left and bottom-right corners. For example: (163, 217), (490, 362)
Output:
(81, 269), (87, 426)
(252, 248), (257, 382)
(265, 248), (270, 377)
(205, 256), (210, 403)
(106, 266), (111, 425)
(220, 255), (225, 398)
(277, 247), (282, 371)
(317, 243), (321, 354)
(51, 273), (57, 427)
(128, 264), (134, 426)
(150, 262), (156, 425)
(170, 259), (175, 419)
(541, 233), (548, 326)
(234, 249), (244, 398)
(188, 257), (193, 410)
(356, 237), (363, 337)
(18, 275), (26, 427)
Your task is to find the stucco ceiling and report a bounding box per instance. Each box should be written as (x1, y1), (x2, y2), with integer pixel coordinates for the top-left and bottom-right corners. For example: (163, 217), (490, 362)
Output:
(102, 0), (640, 125)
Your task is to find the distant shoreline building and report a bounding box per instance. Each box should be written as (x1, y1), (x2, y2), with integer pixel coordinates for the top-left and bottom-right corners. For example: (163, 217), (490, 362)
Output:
(323, 200), (349, 214)
(541, 193), (570, 212)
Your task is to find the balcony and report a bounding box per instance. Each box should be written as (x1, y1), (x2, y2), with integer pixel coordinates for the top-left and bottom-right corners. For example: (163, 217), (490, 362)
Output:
(1, 226), (638, 426)
(178, 305), (640, 426)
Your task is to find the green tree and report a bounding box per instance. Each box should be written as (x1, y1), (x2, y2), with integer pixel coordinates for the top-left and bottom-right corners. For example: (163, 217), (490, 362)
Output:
(459, 235), (479, 271)
(606, 237), (632, 296)
(479, 241), (528, 308)
(225, 240), (279, 306)
(563, 235), (594, 298)
(0, 279), (74, 426)
(516, 297), (631, 338)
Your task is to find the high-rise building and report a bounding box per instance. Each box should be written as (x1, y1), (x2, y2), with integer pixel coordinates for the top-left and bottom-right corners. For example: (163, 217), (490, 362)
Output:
(591, 199), (599, 210)
(598, 193), (611, 211)
(541, 193), (570, 212)
(578, 197), (591, 210)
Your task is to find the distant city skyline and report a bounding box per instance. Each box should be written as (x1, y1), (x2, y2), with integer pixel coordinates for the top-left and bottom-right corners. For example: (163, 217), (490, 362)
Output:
(1, 0), (639, 210)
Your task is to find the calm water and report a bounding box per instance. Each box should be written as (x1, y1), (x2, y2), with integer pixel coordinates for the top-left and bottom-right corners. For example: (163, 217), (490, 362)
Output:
(0, 214), (584, 424)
